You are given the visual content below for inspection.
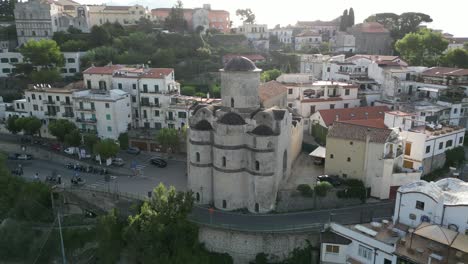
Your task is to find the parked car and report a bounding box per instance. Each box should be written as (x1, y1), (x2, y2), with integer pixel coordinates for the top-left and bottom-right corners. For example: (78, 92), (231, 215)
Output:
(50, 143), (61, 151)
(150, 157), (167, 168)
(112, 158), (125, 167)
(317, 175), (342, 187)
(126, 147), (141, 155)
(17, 154), (33, 160)
(7, 153), (19, 160)
(64, 147), (78, 155)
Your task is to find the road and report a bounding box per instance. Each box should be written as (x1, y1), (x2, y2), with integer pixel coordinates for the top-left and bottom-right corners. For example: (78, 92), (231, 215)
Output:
(5, 152), (188, 197)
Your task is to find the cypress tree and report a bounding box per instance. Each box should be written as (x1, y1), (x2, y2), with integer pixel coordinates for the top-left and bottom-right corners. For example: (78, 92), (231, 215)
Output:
(340, 9), (348, 31)
(348, 8), (355, 28)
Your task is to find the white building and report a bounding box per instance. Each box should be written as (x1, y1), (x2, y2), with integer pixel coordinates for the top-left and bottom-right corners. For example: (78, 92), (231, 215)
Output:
(14, 0), (90, 46)
(234, 23), (268, 41)
(82, 65), (197, 131)
(270, 27), (294, 44)
(385, 111), (465, 175)
(0, 50), (85, 78)
(87, 4), (151, 27)
(298, 53), (331, 80)
(294, 30), (322, 51)
(187, 57), (303, 213)
(278, 75), (361, 123)
(73, 89), (131, 139)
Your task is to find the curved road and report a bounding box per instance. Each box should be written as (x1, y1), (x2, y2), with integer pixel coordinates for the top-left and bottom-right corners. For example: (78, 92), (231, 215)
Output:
(189, 202), (395, 233)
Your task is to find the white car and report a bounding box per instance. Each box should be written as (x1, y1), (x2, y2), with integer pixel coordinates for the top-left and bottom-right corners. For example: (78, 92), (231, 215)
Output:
(64, 147), (77, 155)
(112, 158), (125, 166)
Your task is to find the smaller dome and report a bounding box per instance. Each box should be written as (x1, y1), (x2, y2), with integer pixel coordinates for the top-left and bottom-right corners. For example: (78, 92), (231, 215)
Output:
(193, 120), (213, 131)
(251, 125), (275, 136)
(218, 112), (246, 125)
(223, 56), (258, 72)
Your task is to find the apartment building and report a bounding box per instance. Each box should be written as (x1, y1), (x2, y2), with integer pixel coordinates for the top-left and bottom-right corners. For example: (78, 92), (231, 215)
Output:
(87, 4), (151, 27)
(82, 65), (186, 130)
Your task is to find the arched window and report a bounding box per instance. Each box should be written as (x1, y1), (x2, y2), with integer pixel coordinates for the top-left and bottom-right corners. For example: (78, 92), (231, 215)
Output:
(255, 161), (260, 171)
(255, 203), (259, 212)
(196, 192), (200, 202)
(196, 152), (200, 162)
(222, 157), (226, 167)
(231, 98), (234, 107)
(222, 200), (227, 208)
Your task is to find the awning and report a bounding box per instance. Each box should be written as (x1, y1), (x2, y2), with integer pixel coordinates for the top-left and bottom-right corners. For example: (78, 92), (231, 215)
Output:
(309, 146), (326, 159)
(413, 222), (458, 246)
(451, 233), (468, 253)
(417, 87), (440, 93)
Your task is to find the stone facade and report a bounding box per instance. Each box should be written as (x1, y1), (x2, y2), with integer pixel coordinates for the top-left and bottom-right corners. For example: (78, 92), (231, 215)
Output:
(187, 57), (303, 213)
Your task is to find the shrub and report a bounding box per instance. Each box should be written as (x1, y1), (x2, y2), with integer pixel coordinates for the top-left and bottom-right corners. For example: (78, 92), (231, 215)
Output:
(337, 179), (367, 201)
(296, 184), (313, 197)
(314, 182), (332, 197)
(180, 86), (196, 96)
(445, 146), (465, 167)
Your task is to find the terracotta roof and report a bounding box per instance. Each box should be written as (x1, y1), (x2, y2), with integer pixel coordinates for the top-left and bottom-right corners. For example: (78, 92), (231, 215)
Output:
(352, 22), (389, 34)
(140, 68), (173, 79)
(317, 106), (389, 127)
(339, 118), (386, 129)
(328, 121), (393, 143)
(422, 67), (468, 77)
(223, 54), (265, 62)
(386, 111), (414, 117)
(346, 54), (406, 66)
(259, 81), (287, 103)
(83, 65), (125, 75)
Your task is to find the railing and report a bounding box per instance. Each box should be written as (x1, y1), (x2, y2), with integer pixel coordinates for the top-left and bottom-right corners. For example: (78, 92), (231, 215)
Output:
(76, 118), (97, 123)
(79, 129), (97, 134)
(76, 107), (95, 112)
(43, 100), (55, 105)
(45, 111), (57, 116)
(140, 102), (160, 107)
(62, 112), (74, 118)
(60, 101), (72, 106)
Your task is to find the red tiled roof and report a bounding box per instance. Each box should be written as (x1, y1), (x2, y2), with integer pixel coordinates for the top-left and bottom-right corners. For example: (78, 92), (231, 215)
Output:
(83, 65), (125, 75)
(422, 67), (468, 77)
(347, 54), (407, 66)
(258, 81), (287, 102)
(339, 118), (386, 129)
(353, 22), (389, 34)
(141, 68), (173, 79)
(317, 106), (389, 127)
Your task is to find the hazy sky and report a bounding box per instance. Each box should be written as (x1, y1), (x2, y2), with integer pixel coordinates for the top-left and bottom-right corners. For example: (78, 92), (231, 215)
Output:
(79, 0), (467, 37)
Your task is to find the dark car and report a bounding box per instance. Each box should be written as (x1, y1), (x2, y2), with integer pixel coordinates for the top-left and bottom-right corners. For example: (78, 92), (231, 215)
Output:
(8, 153), (19, 160)
(317, 175), (342, 187)
(126, 147), (141, 155)
(150, 157), (167, 168)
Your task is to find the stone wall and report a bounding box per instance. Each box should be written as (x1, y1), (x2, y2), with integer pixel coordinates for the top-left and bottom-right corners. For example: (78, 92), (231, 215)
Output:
(198, 226), (320, 264)
(422, 152), (446, 175)
(276, 189), (362, 212)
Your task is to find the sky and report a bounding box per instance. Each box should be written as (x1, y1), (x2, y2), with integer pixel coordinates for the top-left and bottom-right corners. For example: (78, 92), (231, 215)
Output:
(79, 0), (468, 37)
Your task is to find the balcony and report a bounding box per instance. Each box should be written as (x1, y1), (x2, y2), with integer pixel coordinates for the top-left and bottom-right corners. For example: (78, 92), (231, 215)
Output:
(60, 101), (72, 106)
(166, 116), (175, 121)
(383, 149), (404, 159)
(141, 102), (160, 108)
(45, 112), (57, 116)
(79, 129), (97, 134)
(76, 107), (95, 112)
(43, 100), (55, 105)
(76, 117), (97, 123)
(62, 112), (75, 118)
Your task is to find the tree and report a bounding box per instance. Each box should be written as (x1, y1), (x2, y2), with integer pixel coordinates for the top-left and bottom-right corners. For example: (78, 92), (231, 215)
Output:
(60, 39), (89, 52)
(90, 25), (112, 47)
(181, 86), (196, 96)
(6, 115), (21, 134)
(48, 119), (77, 142)
(260, 69), (282, 82)
(395, 29), (448, 66)
(118, 133), (129, 150)
(348, 8), (355, 27)
(31, 69), (61, 83)
(155, 128), (180, 153)
(96, 209), (125, 264)
(165, 0), (187, 33)
(339, 9), (348, 31)
(83, 133), (99, 151)
(19, 39), (64, 68)
(464, 43), (468, 51)
(93, 139), (119, 160)
(442, 48), (468, 68)
(15, 117), (42, 136)
(64, 129), (81, 147)
(236, 9), (256, 24)
(81, 46), (119, 67)
(365, 12), (433, 40)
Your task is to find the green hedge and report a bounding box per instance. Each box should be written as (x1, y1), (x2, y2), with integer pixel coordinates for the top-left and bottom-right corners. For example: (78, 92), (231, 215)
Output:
(296, 184), (313, 197)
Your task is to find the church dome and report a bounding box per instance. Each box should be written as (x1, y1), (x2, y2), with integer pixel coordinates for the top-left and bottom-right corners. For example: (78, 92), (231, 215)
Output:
(193, 120), (213, 131)
(223, 56), (258, 72)
(251, 125), (275, 136)
(218, 112), (246, 125)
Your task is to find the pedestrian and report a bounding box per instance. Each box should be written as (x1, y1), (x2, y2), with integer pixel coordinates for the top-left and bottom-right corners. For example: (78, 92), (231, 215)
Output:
(18, 164), (23, 176)
(58, 174), (62, 184)
(33, 172), (39, 181)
